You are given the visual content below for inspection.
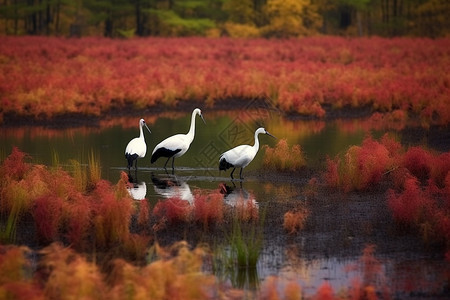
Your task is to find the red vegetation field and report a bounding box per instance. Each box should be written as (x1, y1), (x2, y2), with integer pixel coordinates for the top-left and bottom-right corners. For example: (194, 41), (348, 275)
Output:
(324, 135), (394, 192)
(324, 135), (450, 258)
(0, 147), (135, 250)
(1, 37), (449, 125)
(387, 175), (450, 251)
(324, 134), (450, 192)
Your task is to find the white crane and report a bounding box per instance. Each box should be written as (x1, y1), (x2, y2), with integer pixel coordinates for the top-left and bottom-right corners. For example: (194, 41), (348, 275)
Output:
(125, 118), (151, 171)
(151, 108), (205, 170)
(219, 127), (276, 180)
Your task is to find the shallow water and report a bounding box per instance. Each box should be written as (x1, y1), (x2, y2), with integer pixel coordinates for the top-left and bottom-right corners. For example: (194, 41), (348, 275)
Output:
(1, 110), (386, 182)
(1, 110), (448, 297)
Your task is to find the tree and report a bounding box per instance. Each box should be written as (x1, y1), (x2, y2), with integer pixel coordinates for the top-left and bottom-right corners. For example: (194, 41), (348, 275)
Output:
(133, 0), (151, 36)
(222, 0), (254, 24)
(148, 0), (218, 36)
(0, 0), (25, 34)
(341, 0), (370, 36)
(222, 0), (260, 37)
(0, 0), (449, 37)
(262, 0), (322, 37)
(413, 0), (450, 37)
(84, 0), (134, 37)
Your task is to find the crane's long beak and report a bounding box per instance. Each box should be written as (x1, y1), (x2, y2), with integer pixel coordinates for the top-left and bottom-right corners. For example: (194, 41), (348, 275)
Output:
(144, 123), (151, 134)
(200, 114), (206, 125)
(266, 131), (276, 139)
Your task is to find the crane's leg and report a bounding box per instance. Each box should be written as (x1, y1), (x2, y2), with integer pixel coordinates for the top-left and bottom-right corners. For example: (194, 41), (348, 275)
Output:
(164, 157), (170, 169)
(135, 159), (138, 170)
(126, 157), (132, 172)
(171, 157), (175, 174)
(239, 168), (244, 180)
(230, 168), (236, 180)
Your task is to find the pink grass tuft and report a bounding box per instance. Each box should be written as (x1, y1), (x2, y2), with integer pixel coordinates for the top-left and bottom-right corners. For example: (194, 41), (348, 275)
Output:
(153, 198), (192, 224)
(402, 147), (433, 182)
(193, 190), (224, 226)
(32, 194), (64, 242)
(314, 281), (335, 300)
(0, 147), (30, 181)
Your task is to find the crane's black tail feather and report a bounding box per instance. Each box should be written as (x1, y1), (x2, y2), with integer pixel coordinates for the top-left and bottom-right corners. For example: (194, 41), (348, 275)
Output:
(219, 157), (234, 171)
(151, 147), (181, 164)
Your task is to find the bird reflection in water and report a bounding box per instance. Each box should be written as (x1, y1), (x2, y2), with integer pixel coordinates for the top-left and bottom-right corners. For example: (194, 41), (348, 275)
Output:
(126, 171), (147, 200)
(220, 181), (258, 210)
(151, 173), (194, 204)
(219, 181), (260, 290)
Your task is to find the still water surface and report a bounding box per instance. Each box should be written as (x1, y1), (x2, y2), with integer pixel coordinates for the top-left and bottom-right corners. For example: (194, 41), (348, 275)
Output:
(1, 111), (384, 206)
(1, 110), (448, 297)
(1, 111), (381, 182)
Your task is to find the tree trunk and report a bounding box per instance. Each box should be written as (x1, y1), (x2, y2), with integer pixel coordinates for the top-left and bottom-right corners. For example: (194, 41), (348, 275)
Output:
(393, 0), (397, 18)
(356, 10), (362, 36)
(104, 11), (113, 37)
(135, 0), (143, 36)
(46, 1), (52, 35)
(55, 0), (60, 35)
(382, 0), (390, 23)
(14, 0), (19, 34)
(4, 0), (8, 34)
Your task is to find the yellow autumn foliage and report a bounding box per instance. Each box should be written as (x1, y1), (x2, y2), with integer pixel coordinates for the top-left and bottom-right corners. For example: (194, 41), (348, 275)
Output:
(224, 22), (261, 38)
(262, 0), (322, 37)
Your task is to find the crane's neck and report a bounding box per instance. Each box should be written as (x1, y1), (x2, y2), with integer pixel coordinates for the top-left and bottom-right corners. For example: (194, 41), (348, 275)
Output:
(187, 111), (197, 142)
(253, 131), (261, 152)
(139, 123), (144, 139)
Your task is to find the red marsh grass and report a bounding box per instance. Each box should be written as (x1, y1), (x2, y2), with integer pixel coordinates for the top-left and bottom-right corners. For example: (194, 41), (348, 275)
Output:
(1, 37), (449, 126)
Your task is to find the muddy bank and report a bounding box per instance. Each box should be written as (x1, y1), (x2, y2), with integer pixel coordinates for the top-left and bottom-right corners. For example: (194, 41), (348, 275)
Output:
(1, 98), (443, 126)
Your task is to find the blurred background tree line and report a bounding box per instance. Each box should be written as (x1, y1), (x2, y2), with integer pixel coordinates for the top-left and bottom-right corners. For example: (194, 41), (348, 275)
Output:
(0, 0), (448, 38)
